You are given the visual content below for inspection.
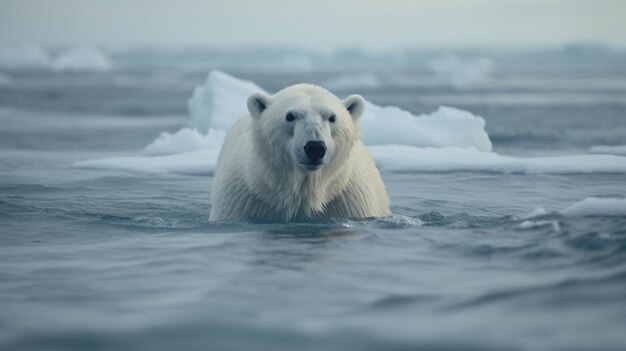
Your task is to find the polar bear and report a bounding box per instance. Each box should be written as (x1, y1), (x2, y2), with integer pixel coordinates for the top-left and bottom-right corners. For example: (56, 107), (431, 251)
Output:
(209, 84), (390, 222)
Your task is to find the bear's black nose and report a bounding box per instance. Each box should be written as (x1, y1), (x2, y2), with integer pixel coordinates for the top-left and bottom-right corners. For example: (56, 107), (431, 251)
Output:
(304, 141), (326, 161)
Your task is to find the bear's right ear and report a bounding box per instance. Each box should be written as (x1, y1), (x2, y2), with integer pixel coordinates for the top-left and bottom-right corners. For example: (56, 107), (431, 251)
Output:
(343, 94), (366, 120)
(247, 92), (272, 119)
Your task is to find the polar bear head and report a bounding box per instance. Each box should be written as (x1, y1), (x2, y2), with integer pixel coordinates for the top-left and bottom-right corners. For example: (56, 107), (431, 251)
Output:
(247, 84), (365, 172)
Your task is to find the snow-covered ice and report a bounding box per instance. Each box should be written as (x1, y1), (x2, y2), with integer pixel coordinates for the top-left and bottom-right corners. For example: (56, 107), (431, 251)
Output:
(361, 106), (492, 150)
(186, 70), (492, 150)
(187, 70), (265, 134)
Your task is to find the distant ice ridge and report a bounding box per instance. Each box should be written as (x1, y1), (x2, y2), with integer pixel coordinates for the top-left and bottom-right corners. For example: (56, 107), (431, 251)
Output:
(51, 47), (113, 72)
(324, 73), (381, 90)
(428, 55), (494, 86)
(0, 45), (51, 70)
(0, 45), (113, 72)
(589, 145), (626, 156)
(75, 70), (626, 175)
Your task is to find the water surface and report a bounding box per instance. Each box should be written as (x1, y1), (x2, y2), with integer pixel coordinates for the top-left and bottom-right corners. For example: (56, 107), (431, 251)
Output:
(1, 59), (626, 350)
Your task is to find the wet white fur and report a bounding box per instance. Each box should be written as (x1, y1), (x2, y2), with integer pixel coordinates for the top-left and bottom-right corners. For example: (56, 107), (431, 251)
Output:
(209, 84), (390, 222)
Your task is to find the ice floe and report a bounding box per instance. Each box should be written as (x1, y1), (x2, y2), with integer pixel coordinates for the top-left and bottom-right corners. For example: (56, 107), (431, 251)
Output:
(75, 71), (626, 176)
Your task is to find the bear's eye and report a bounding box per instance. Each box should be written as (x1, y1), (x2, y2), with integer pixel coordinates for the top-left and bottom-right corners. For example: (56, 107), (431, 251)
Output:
(328, 114), (336, 123)
(285, 112), (296, 122)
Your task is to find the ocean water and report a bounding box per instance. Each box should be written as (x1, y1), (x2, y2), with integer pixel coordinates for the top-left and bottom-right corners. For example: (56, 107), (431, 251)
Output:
(1, 51), (626, 351)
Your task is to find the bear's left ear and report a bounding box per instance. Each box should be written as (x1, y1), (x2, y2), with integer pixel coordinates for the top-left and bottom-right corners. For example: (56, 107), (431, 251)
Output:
(342, 94), (366, 120)
(247, 92), (272, 119)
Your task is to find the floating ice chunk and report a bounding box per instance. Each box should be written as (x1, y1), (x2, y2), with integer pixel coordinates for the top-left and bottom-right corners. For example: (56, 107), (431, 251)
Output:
(370, 145), (626, 174)
(188, 71), (266, 134)
(144, 128), (225, 156)
(589, 145), (626, 156)
(324, 73), (381, 90)
(361, 106), (492, 151)
(75, 150), (217, 175)
(0, 45), (51, 70)
(188, 71), (492, 151)
(51, 47), (113, 72)
(428, 55), (493, 86)
(561, 198), (626, 217)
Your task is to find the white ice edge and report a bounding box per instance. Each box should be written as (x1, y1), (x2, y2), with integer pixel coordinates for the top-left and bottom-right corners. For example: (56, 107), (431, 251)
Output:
(589, 145), (626, 156)
(74, 70), (626, 176)
(75, 150), (219, 176)
(371, 145), (626, 174)
(75, 146), (626, 176)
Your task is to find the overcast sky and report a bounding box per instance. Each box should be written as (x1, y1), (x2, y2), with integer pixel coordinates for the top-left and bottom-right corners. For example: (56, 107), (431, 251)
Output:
(1, 0), (625, 50)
